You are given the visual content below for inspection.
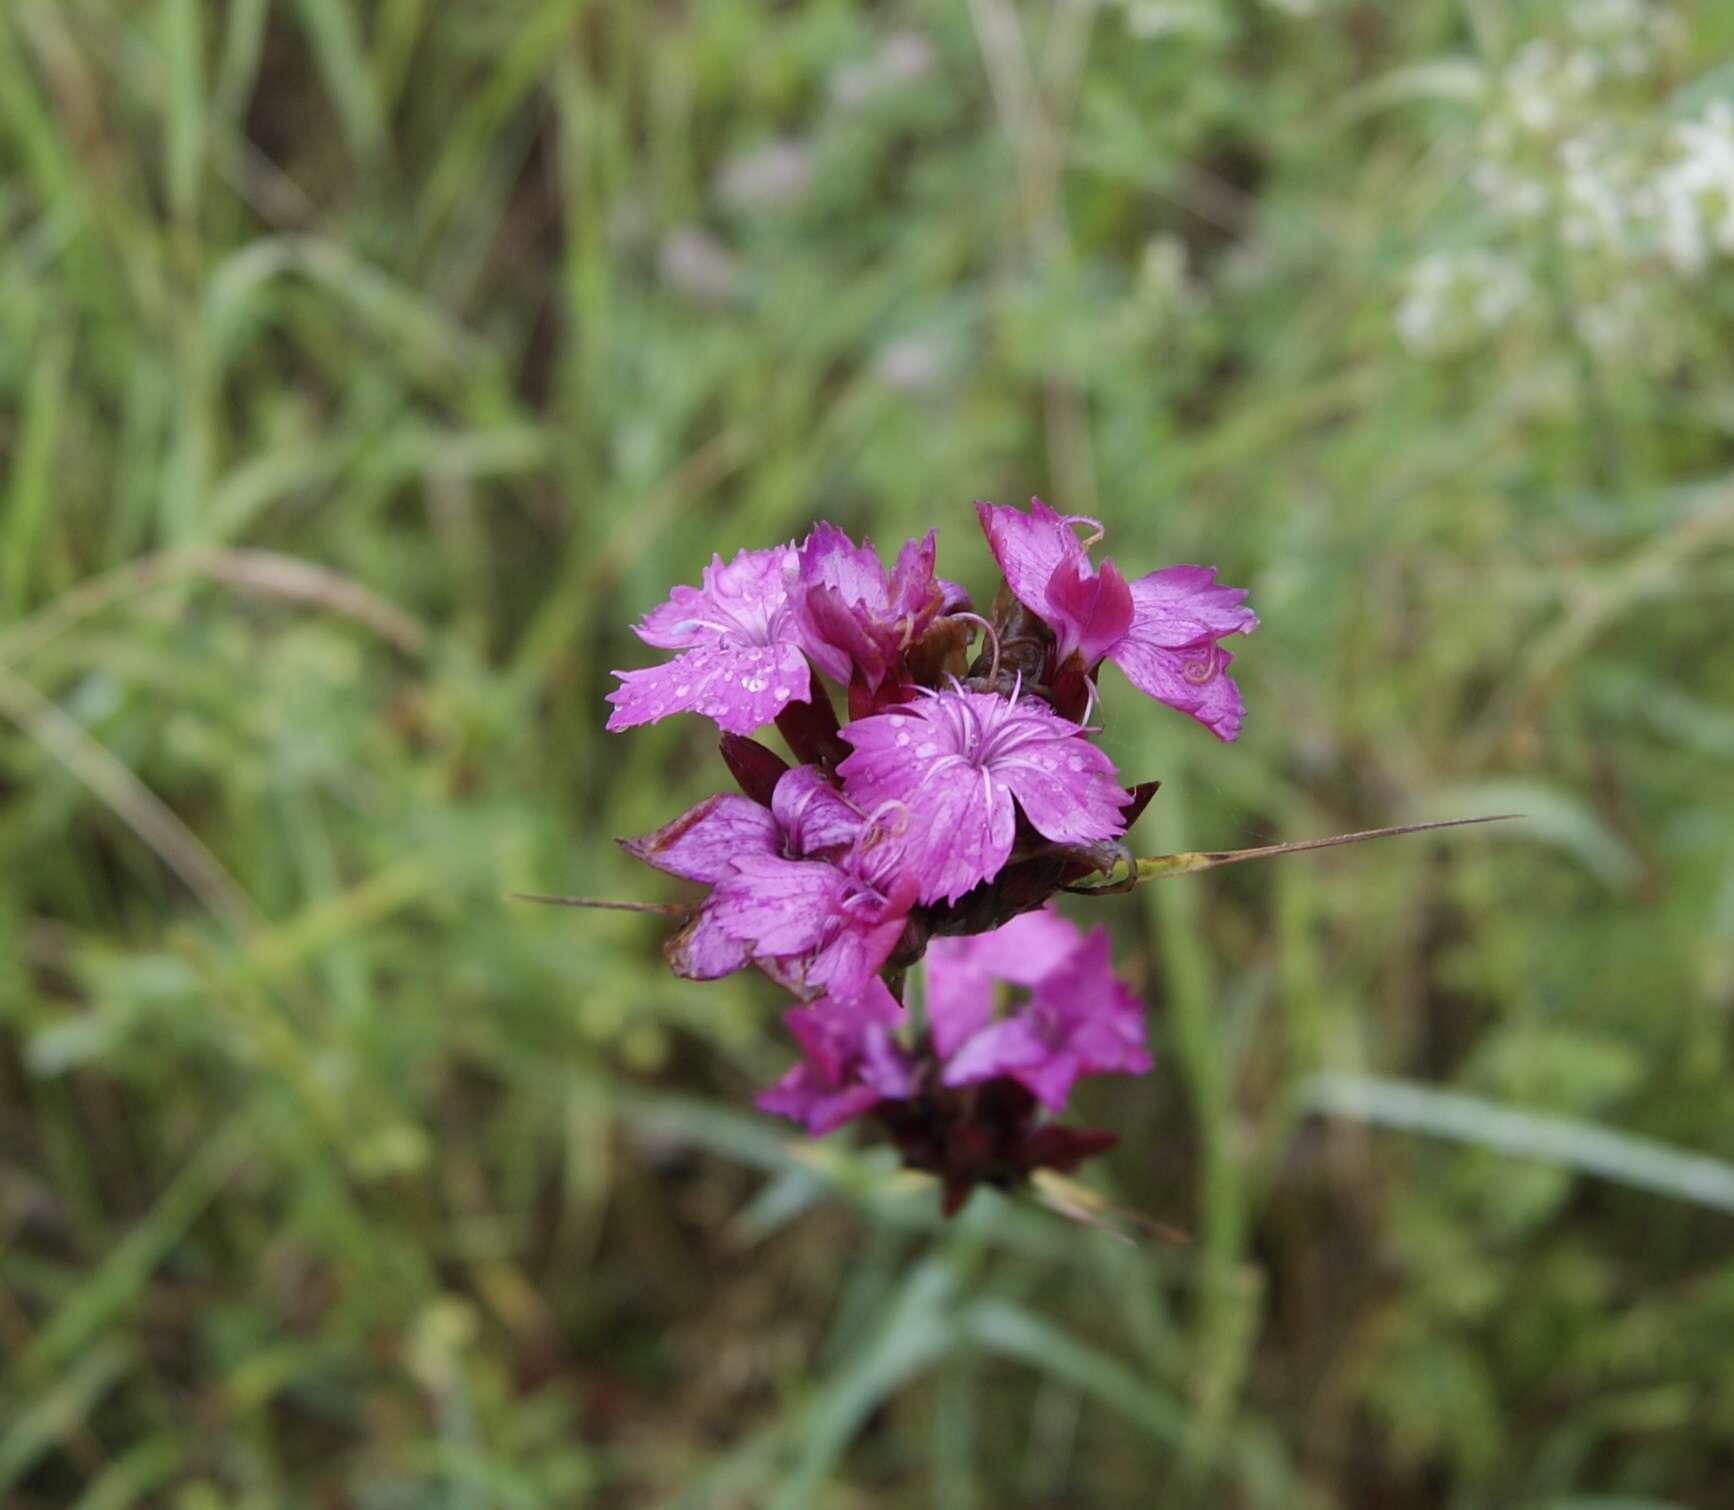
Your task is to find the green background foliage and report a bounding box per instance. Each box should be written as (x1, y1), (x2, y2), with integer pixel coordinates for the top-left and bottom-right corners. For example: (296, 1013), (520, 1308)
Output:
(3, 1), (1733, 1504)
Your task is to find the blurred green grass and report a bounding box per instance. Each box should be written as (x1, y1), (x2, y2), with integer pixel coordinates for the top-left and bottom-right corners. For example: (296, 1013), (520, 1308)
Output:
(3, 0), (1734, 1505)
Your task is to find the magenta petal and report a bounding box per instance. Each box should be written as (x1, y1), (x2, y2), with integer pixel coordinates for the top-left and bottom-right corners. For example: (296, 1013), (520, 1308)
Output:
(771, 765), (863, 857)
(804, 909), (909, 1000)
(795, 524), (944, 692)
(941, 1017), (1049, 1089)
(757, 1068), (884, 1135)
(1044, 555), (1134, 668)
(1032, 929), (1152, 1081)
(1106, 638), (1247, 742)
(610, 544), (809, 734)
(886, 530), (940, 621)
(801, 582), (887, 686)
(619, 794), (780, 883)
(924, 909), (1084, 1058)
(923, 957), (996, 1059)
(702, 546), (802, 632)
(838, 705), (1017, 903)
(606, 640), (810, 735)
(838, 690), (1126, 904)
(1012, 1053), (1084, 1112)
(666, 902), (754, 980)
(711, 854), (844, 957)
(974, 497), (1087, 612)
(634, 582), (724, 649)
(992, 726), (1130, 848)
(1125, 565), (1258, 648)
(928, 908), (1082, 992)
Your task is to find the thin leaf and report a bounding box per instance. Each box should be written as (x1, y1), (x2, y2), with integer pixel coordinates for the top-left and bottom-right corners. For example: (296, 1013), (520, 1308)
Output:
(1304, 1074), (1734, 1213)
(1066, 815), (1517, 893)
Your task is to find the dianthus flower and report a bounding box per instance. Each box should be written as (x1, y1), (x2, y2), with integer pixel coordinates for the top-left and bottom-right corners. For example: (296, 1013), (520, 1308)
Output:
(606, 545), (810, 735)
(793, 524), (956, 698)
(756, 907), (1149, 1211)
(975, 498), (1257, 741)
(622, 763), (917, 1000)
(837, 684), (1130, 904)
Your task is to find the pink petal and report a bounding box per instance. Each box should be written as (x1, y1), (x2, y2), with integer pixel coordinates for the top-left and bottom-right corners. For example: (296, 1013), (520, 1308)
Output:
(803, 909), (909, 999)
(838, 708), (1017, 904)
(974, 497), (1087, 611)
(606, 641), (810, 735)
(886, 530), (941, 621)
(924, 908), (1084, 1058)
(932, 908), (1084, 990)
(633, 582), (726, 649)
(1125, 565), (1258, 649)
(757, 1068), (884, 1135)
(992, 725), (1130, 847)
(800, 581), (885, 686)
(1033, 929), (1152, 1080)
(1011, 1052), (1084, 1112)
(702, 545), (801, 630)
(771, 766), (863, 857)
(1105, 638), (1247, 742)
(797, 523), (889, 613)
(711, 853), (844, 958)
(1044, 555), (1134, 668)
(619, 794), (780, 883)
(940, 1017), (1049, 1090)
(665, 903), (754, 980)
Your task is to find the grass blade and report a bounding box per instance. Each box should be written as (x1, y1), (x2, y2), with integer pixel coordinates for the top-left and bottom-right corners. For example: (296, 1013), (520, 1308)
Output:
(1304, 1074), (1734, 1213)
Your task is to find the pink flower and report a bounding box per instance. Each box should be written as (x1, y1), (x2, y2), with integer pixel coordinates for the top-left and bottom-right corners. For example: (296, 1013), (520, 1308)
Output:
(976, 498), (1257, 742)
(836, 686), (1131, 905)
(926, 907), (1151, 1110)
(606, 546), (812, 735)
(623, 765), (917, 1000)
(755, 980), (915, 1134)
(794, 524), (949, 694)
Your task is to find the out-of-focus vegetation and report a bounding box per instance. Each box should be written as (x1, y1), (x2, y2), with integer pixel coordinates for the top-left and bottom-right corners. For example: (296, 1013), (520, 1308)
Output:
(3, 1), (1734, 1504)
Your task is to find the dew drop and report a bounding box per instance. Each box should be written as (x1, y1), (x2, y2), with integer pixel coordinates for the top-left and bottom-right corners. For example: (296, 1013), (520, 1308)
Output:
(674, 684), (690, 697)
(916, 742), (936, 758)
(774, 686), (791, 700)
(896, 733), (910, 747)
(1067, 755), (1085, 772)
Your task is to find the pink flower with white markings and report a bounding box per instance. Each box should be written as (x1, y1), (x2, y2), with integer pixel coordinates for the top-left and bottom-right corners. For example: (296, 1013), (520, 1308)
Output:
(836, 685), (1130, 905)
(606, 546), (811, 735)
(975, 498), (1257, 741)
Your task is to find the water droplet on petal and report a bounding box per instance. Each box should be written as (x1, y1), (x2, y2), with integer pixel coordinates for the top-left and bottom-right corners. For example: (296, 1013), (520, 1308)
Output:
(774, 686), (791, 700)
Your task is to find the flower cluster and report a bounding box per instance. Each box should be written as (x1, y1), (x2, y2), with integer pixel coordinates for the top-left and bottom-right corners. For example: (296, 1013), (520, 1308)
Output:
(607, 500), (1255, 1211)
(1393, 11), (1734, 364)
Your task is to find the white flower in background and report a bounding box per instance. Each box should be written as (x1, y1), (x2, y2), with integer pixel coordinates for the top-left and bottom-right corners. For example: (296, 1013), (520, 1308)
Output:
(873, 332), (949, 393)
(1574, 281), (1647, 351)
(1558, 130), (1635, 254)
(1396, 6), (1720, 361)
(1118, 0), (1223, 41)
(1397, 250), (1530, 354)
(1653, 101), (1734, 275)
